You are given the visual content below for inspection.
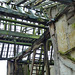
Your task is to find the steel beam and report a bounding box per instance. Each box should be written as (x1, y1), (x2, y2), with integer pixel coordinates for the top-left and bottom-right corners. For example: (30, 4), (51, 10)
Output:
(15, 0), (27, 6)
(12, 29), (50, 60)
(0, 17), (48, 29)
(0, 30), (40, 39)
(51, 0), (74, 4)
(0, 43), (4, 58)
(0, 6), (48, 25)
(0, 37), (32, 44)
(0, 40), (32, 46)
(6, 44), (9, 58)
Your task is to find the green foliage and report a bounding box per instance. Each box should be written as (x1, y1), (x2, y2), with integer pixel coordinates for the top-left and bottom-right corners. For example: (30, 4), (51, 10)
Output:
(72, 23), (75, 28)
(67, 55), (75, 62)
(58, 48), (75, 62)
(37, 18), (44, 22)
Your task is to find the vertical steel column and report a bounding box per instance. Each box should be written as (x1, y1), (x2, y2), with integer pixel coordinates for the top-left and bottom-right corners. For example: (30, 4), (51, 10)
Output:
(44, 40), (50, 75)
(49, 23), (60, 75)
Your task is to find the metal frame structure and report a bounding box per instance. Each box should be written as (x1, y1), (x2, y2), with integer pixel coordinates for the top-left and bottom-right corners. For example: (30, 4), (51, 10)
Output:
(0, 0), (74, 75)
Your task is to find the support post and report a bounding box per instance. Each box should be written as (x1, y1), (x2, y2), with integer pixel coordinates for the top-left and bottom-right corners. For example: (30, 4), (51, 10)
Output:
(48, 23), (60, 75)
(44, 40), (50, 75)
(30, 50), (36, 75)
(7, 60), (14, 75)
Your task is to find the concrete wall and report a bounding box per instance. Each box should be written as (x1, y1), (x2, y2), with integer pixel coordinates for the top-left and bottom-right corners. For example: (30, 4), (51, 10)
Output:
(55, 9), (75, 75)
(44, 65), (55, 75)
(59, 55), (75, 75)
(56, 14), (75, 53)
(49, 5), (75, 75)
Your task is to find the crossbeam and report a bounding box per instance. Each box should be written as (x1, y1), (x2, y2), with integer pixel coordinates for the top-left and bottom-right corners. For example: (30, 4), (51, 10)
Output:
(0, 6), (48, 25)
(0, 17), (48, 29)
(15, 0), (28, 6)
(51, 0), (75, 4)
(0, 36), (32, 43)
(0, 40), (32, 46)
(0, 30), (40, 39)
(12, 29), (50, 60)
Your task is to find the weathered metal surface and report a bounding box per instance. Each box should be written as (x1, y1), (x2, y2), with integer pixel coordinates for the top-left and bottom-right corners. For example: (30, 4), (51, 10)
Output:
(0, 17), (48, 29)
(44, 41), (50, 75)
(0, 30), (40, 39)
(0, 0), (9, 2)
(0, 6), (48, 25)
(0, 40), (32, 46)
(15, 0), (27, 6)
(12, 29), (50, 61)
(51, 0), (75, 4)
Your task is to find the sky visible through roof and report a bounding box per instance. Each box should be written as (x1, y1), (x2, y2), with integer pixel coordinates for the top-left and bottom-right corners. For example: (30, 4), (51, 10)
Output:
(0, 60), (7, 75)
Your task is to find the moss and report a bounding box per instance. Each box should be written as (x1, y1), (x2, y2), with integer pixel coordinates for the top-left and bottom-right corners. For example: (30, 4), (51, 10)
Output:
(59, 50), (75, 62)
(37, 18), (44, 22)
(27, 60), (29, 63)
(59, 47), (75, 55)
(72, 23), (75, 28)
(67, 55), (75, 62)
(65, 47), (75, 54)
(58, 51), (65, 55)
